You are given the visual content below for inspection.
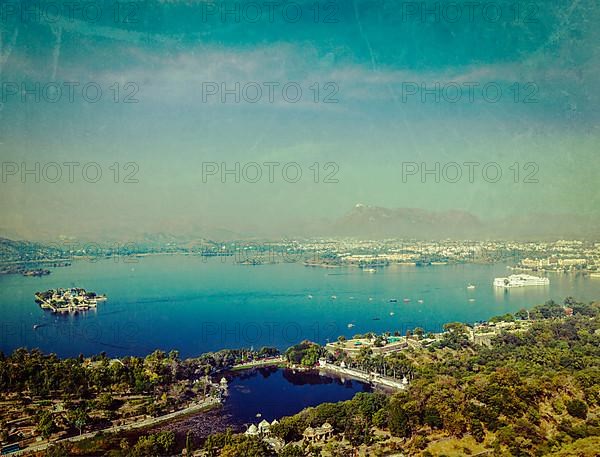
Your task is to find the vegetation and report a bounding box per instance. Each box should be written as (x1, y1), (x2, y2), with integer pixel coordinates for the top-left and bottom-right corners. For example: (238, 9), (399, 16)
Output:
(201, 298), (600, 456)
(0, 347), (279, 449)
(285, 341), (322, 367)
(5, 298), (599, 456)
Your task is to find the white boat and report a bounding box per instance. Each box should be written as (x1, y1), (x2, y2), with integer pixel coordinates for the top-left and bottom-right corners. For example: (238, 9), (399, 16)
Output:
(389, 312), (395, 316)
(331, 295), (337, 299)
(347, 323), (355, 328)
(417, 299), (424, 304)
(467, 284), (476, 290)
(307, 294), (313, 299)
(362, 268), (376, 273)
(493, 274), (549, 288)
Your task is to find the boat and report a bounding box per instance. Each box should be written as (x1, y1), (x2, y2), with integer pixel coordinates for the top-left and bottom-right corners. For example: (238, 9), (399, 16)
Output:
(362, 268), (376, 273)
(307, 294), (313, 299)
(493, 274), (549, 288)
(468, 298), (476, 302)
(33, 324), (40, 330)
(403, 298), (410, 303)
(331, 295), (337, 299)
(368, 297), (373, 301)
(347, 323), (355, 328)
(389, 312), (395, 316)
(389, 299), (398, 303)
(417, 299), (424, 304)
(467, 284), (476, 290)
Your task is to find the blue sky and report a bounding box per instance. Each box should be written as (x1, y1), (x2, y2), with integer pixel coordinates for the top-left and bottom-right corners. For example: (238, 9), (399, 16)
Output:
(1, 0), (599, 239)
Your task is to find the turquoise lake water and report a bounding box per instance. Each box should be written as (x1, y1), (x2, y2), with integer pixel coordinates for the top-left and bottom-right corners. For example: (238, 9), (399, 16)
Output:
(1, 255), (599, 358)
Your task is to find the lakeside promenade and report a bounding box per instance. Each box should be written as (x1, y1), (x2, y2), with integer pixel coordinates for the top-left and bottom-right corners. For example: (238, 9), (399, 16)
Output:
(318, 361), (408, 390)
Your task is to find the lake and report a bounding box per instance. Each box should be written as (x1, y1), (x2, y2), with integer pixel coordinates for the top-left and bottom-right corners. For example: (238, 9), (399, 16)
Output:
(1, 255), (599, 358)
(151, 366), (371, 443)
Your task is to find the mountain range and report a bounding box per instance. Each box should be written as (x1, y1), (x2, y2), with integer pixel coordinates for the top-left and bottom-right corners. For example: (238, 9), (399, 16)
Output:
(1, 204), (598, 242)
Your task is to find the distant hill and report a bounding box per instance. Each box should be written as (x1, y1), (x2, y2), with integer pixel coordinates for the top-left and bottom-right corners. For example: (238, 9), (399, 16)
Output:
(329, 204), (600, 240)
(0, 237), (66, 263)
(330, 204), (485, 239)
(1, 205), (598, 242)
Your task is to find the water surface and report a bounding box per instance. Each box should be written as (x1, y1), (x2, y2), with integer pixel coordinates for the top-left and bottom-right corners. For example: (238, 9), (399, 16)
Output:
(1, 255), (598, 357)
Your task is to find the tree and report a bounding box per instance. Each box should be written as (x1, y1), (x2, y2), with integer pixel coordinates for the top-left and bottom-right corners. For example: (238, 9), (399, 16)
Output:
(95, 392), (114, 410)
(387, 399), (411, 438)
(345, 415), (371, 449)
(443, 322), (468, 334)
(285, 341), (321, 367)
(372, 408), (387, 428)
(67, 406), (89, 435)
(566, 399), (588, 419)
(37, 410), (55, 439)
(131, 431), (175, 457)
(423, 407), (443, 429)
(156, 431), (175, 453)
(515, 308), (529, 320)
(279, 444), (304, 457)
(220, 436), (274, 457)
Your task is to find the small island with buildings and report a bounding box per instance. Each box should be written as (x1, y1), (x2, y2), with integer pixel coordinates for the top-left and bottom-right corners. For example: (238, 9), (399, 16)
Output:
(34, 288), (107, 313)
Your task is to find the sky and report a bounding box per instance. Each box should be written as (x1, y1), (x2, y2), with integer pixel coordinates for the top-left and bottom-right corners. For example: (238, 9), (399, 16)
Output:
(0, 0), (599, 240)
